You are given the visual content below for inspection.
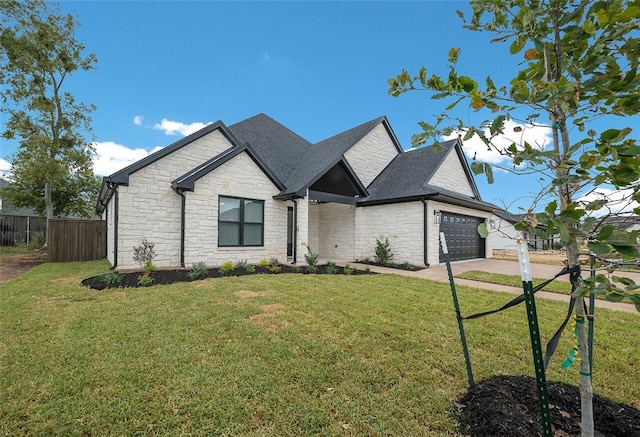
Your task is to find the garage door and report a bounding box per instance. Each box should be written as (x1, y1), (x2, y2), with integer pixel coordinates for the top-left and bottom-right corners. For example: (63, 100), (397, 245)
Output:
(439, 212), (485, 262)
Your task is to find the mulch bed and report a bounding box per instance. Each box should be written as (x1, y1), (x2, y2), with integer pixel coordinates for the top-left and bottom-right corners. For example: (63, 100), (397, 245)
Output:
(82, 264), (374, 290)
(457, 375), (640, 436)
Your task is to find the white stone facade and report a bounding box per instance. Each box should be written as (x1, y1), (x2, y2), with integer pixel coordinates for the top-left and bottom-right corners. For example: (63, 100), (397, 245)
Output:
(183, 151), (288, 267)
(344, 123), (398, 187)
(428, 148), (475, 197)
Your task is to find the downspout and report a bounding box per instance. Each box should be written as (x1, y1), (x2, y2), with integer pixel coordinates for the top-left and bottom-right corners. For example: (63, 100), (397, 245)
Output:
(422, 199), (429, 267)
(108, 182), (119, 270)
(292, 199), (298, 264)
(175, 188), (186, 268)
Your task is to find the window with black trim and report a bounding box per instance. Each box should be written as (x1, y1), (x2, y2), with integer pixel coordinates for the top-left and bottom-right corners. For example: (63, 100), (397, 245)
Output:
(218, 196), (264, 247)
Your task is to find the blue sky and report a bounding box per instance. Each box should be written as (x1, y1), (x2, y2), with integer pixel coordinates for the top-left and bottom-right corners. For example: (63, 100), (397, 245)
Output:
(1, 1), (633, 213)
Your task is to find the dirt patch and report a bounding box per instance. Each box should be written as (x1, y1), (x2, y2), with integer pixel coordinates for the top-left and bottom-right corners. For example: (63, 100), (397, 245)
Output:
(493, 249), (569, 265)
(249, 303), (289, 333)
(457, 374), (640, 436)
(0, 250), (47, 284)
(235, 290), (260, 298)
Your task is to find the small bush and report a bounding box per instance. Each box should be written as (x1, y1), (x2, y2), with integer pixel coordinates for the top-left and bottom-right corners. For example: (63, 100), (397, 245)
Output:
(343, 264), (354, 275)
(268, 265), (282, 273)
(402, 261), (415, 271)
(98, 271), (121, 285)
(133, 238), (156, 270)
(219, 260), (235, 276)
(27, 232), (46, 250)
(364, 266), (371, 274)
(187, 261), (208, 280)
(306, 264), (318, 274)
(258, 258), (270, 268)
(374, 238), (394, 266)
(362, 257), (371, 264)
(144, 261), (158, 274)
(245, 264), (256, 273)
(268, 257), (279, 267)
(235, 259), (248, 269)
(291, 265), (302, 273)
(137, 273), (154, 286)
(326, 262), (338, 274)
(305, 247), (319, 268)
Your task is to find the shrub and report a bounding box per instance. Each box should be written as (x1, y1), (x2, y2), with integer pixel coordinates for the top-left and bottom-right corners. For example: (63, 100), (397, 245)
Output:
(187, 261), (208, 280)
(343, 264), (354, 275)
(268, 257), (279, 267)
(235, 259), (248, 269)
(219, 260), (234, 276)
(268, 265), (282, 273)
(305, 247), (319, 268)
(364, 266), (371, 274)
(291, 265), (302, 273)
(362, 257), (371, 264)
(27, 232), (46, 250)
(306, 264), (318, 274)
(98, 271), (121, 285)
(374, 238), (394, 266)
(137, 273), (154, 286)
(245, 264), (256, 273)
(326, 262), (338, 274)
(258, 258), (270, 268)
(144, 260), (158, 274)
(402, 261), (415, 271)
(133, 238), (156, 270)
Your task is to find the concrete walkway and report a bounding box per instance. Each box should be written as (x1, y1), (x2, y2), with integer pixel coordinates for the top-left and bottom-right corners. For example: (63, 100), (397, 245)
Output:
(345, 258), (638, 314)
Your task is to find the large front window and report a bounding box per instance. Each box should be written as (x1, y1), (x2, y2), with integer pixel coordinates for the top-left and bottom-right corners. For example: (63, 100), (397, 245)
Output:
(218, 196), (264, 247)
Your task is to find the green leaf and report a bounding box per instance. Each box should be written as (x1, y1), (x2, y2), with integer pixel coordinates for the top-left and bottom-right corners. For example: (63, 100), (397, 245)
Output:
(587, 242), (610, 255)
(604, 230), (638, 247)
(477, 222), (489, 238)
(612, 244), (640, 258)
(545, 201), (557, 215)
(509, 37), (524, 54)
(490, 115), (506, 136)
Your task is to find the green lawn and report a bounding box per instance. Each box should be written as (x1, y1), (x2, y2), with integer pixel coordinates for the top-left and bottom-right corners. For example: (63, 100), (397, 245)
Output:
(2, 261), (639, 436)
(456, 270), (573, 294)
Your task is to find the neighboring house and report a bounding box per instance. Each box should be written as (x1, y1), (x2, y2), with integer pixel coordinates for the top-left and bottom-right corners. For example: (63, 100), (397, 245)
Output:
(96, 114), (498, 270)
(491, 210), (560, 251)
(599, 214), (640, 234)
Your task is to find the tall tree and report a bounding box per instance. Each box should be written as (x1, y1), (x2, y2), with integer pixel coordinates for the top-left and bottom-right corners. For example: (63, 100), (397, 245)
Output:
(388, 1), (639, 435)
(0, 0), (97, 222)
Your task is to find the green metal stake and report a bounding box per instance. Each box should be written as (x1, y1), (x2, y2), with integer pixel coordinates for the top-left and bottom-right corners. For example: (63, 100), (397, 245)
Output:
(517, 240), (553, 437)
(440, 232), (474, 388)
(588, 254), (596, 378)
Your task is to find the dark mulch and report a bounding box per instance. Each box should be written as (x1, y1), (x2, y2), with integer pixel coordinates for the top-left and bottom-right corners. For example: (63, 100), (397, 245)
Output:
(457, 375), (640, 436)
(82, 264), (374, 290)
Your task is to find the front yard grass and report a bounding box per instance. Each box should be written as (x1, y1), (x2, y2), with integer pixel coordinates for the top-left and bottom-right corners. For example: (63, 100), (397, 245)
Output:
(2, 260), (639, 435)
(456, 270), (573, 294)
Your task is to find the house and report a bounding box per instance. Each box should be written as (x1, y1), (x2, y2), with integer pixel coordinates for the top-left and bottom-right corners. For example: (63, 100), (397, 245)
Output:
(490, 210), (560, 251)
(96, 114), (498, 270)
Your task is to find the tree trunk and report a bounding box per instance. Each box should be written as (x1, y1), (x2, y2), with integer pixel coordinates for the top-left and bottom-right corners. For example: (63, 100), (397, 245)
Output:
(566, 232), (594, 436)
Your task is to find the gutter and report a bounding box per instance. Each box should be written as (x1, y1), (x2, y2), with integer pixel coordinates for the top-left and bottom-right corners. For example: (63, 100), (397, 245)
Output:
(292, 199), (298, 264)
(108, 182), (119, 270)
(174, 188), (186, 268)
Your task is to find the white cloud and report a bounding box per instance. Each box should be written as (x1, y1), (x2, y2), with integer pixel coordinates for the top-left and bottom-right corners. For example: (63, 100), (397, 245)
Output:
(92, 141), (163, 176)
(444, 119), (553, 166)
(133, 115), (143, 126)
(578, 187), (639, 217)
(0, 158), (11, 179)
(153, 118), (211, 136)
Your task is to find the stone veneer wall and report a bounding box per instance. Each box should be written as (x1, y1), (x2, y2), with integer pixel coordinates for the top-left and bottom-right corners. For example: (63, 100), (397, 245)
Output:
(344, 123), (399, 187)
(115, 130), (232, 269)
(355, 201), (425, 266)
(317, 203), (355, 261)
(183, 151), (287, 267)
(427, 148), (475, 197)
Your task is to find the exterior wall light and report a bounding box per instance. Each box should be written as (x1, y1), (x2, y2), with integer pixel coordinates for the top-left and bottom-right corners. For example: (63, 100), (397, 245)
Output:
(433, 210), (441, 224)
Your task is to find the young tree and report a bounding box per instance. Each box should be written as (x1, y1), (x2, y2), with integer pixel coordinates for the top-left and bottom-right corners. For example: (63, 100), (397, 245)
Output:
(0, 0), (97, 223)
(388, 1), (639, 435)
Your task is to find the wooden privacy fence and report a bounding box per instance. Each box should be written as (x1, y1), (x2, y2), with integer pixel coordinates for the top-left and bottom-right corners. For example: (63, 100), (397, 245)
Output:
(48, 218), (106, 263)
(0, 215), (47, 246)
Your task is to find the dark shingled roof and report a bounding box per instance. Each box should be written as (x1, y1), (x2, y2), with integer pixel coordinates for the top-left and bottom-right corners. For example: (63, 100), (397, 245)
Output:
(229, 113), (311, 185)
(278, 116), (389, 197)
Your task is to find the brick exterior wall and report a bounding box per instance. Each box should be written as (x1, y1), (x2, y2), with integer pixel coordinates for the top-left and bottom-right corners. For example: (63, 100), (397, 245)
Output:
(344, 123), (399, 187)
(428, 148), (475, 197)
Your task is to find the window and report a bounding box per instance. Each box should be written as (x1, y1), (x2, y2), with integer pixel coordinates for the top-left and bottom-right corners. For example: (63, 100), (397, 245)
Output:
(218, 196), (264, 247)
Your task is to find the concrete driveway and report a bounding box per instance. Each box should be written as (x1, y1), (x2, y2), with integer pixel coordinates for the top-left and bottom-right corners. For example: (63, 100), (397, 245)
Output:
(349, 258), (639, 314)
